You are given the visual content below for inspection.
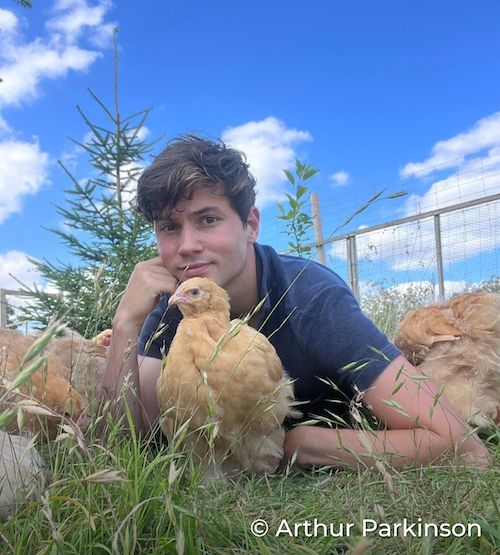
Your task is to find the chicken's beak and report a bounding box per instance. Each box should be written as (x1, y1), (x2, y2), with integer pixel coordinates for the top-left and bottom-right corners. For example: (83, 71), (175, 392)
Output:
(168, 290), (187, 308)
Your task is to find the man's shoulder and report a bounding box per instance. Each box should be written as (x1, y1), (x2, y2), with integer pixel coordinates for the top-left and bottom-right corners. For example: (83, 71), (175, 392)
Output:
(256, 243), (350, 295)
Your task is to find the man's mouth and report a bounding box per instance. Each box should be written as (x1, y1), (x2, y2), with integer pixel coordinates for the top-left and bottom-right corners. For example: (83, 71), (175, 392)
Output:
(180, 263), (211, 278)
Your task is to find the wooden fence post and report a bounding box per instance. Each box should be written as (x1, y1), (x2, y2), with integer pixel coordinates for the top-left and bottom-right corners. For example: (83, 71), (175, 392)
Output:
(346, 235), (360, 299)
(310, 193), (326, 265)
(0, 289), (7, 327)
(434, 214), (445, 300)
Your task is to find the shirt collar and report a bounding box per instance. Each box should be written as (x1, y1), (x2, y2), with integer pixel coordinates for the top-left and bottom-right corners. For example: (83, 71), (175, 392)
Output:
(254, 243), (273, 323)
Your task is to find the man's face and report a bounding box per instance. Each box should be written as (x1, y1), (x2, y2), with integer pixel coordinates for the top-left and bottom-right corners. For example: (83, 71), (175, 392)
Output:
(154, 186), (259, 290)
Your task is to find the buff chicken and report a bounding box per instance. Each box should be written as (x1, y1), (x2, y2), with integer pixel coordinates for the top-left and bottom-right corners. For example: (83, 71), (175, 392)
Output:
(156, 277), (299, 479)
(45, 328), (112, 416)
(0, 328), (84, 439)
(0, 327), (110, 520)
(394, 291), (500, 428)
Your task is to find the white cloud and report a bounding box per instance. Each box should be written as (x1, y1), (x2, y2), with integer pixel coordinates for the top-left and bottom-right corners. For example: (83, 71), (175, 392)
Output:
(392, 280), (467, 298)
(0, 250), (41, 290)
(0, 1), (114, 109)
(0, 8), (18, 33)
(134, 125), (150, 142)
(402, 148), (500, 215)
(397, 114), (500, 271)
(47, 0), (113, 45)
(329, 222), (435, 272)
(103, 160), (145, 209)
(57, 122), (150, 219)
(0, 1), (114, 226)
(359, 281), (469, 322)
(0, 44), (99, 108)
(64, 161), (145, 220)
(401, 111), (500, 178)
(0, 139), (50, 223)
(221, 116), (312, 208)
(333, 113), (500, 277)
(0, 251), (58, 328)
(329, 171), (350, 187)
(0, 115), (11, 136)
(330, 197), (500, 274)
(399, 113), (500, 259)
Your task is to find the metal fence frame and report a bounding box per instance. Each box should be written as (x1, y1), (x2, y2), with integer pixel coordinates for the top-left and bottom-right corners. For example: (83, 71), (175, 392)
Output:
(1, 192), (499, 325)
(307, 192), (500, 300)
(0, 289), (37, 328)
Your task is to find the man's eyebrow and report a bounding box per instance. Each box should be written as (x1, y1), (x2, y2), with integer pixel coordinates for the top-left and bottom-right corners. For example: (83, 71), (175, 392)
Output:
(157, 205), (222, 222)
(190, 206), (223, 216)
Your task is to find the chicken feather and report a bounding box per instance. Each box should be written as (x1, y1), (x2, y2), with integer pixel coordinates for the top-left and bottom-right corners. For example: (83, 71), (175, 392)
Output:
(394, 291), (500, 427)
(0, 328), (84, 439)
(156, 277), (299, 478)
(45, 329), (111, 416)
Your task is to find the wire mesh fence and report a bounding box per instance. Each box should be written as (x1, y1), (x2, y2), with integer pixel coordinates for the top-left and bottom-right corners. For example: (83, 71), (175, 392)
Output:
(320, 193), (500, 297)
(303, 193), (500, 336)
(2, 155), (499, 333)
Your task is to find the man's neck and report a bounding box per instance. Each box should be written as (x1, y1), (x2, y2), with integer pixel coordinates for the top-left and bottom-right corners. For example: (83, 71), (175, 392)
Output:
(228, 243), (259, 321)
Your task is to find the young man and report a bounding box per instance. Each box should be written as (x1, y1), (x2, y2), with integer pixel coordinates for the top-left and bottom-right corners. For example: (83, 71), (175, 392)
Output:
(104, 135), (489, 469)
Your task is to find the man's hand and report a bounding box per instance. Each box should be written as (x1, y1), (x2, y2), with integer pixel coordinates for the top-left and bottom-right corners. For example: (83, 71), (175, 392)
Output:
(114, 256), (178, 328)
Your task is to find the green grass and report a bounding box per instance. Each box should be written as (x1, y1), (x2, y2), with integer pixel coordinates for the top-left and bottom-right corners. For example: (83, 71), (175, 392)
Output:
(1, 421), (499, 555)
(2, 284), (500, 554)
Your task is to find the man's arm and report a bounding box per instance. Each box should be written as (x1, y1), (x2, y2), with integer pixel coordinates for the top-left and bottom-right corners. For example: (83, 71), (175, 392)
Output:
(104, 318), (146, 433)
(137, 354), (162, 430)
(103, 257), (178, 435)
(283, 355), (490, 469)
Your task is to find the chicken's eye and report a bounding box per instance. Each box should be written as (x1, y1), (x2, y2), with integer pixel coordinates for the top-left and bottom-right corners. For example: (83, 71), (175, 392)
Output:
(189, 288), (201, 297)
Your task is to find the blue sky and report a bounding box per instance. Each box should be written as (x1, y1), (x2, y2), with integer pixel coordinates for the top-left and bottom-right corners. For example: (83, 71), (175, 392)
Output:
(1, 0), (499, 298)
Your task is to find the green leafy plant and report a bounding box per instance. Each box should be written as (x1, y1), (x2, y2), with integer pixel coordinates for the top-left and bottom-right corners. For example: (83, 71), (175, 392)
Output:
(361, 280), (436, 338)
(469, 275), (500, 293)
(276, 160), (318, 257)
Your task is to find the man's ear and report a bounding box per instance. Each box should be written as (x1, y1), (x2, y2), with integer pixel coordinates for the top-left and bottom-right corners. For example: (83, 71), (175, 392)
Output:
(246, 206), (260, 243)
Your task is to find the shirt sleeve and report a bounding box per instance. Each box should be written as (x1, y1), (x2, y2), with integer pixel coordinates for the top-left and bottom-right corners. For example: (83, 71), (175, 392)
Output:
(137, 295), (180, 359)
(298, 283), (401, 394)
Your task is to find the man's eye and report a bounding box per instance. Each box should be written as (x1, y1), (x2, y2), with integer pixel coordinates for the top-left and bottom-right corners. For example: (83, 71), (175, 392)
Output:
(201, 216), (218, 225)
(161, 223), (178, 232)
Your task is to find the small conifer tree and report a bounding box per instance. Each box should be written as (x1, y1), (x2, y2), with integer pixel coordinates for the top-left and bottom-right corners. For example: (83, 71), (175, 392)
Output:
(19, 30), (158, 336)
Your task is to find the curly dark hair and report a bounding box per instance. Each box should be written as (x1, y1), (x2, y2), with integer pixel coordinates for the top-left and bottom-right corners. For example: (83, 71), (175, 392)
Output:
(133, 135), (256, 225)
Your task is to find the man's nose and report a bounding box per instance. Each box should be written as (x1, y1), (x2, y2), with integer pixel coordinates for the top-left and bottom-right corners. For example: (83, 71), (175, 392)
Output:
(177, 226), (203, 254)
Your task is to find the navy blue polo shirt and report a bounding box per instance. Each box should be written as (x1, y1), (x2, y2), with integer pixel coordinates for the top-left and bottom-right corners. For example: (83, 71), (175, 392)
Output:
(138, 243), (401, 425)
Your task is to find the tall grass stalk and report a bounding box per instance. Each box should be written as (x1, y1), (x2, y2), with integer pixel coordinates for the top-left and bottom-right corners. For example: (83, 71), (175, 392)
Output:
(1, 417), (498, 553)
(1, 281), (498, 553)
